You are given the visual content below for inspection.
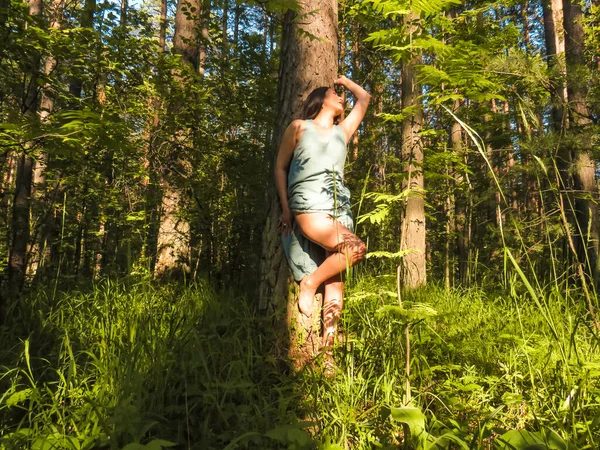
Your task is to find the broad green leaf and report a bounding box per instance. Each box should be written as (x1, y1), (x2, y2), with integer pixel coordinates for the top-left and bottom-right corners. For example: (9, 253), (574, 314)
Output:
(390, 406), (426, 441)
(494, 429), (570, 450)
(145, 439), (177, 450)
(121, 444), (147, 450)
(502, 393), (524, 406)
(265, 425), (312, 447)
(5, 388), (33, 406)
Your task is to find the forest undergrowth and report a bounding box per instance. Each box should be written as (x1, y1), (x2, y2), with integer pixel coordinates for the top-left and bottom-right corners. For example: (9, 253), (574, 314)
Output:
(1, 272), (599, 449)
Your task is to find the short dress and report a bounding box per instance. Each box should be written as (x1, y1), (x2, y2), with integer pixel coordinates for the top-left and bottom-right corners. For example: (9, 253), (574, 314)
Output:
(281, 119), (354, 281)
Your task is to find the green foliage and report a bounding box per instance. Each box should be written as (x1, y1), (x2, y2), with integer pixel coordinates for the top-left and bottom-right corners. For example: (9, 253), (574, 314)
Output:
(1, 272), (600, 448)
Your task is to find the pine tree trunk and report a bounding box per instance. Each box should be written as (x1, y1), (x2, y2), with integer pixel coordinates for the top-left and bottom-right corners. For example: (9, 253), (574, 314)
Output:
(399, 14), (426, 289)
(563, 0), (599, 279)
(543, 0), (568, 131)
(144, 0), (167, 272)
(154, 0), (201, 277)
(7, 0), (42, 294)
(222, 0), (228, 55)
(199, 0), (210, 77)
(27, 0), (64, 279)
(173, 0), (201, 70)
(258, 0), (338, 368)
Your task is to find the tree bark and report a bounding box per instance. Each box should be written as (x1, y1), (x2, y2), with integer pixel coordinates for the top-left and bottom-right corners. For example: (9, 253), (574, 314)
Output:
(399, 13), (426, 289)
(27, 0), (64, 279)
(563, 0), (599, 279)
(153, 0), (200, 277)
(542, 0), (568, 132)
(258, 0), (338, 368)
(173, 0), (201, 70)
(7, 0), (42, 294)
(69, 0), (96, 98)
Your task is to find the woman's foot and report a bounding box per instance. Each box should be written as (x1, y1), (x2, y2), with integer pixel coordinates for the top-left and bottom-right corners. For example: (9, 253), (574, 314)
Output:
(321, 328), (336, 350)
(298, 275), (318, 317)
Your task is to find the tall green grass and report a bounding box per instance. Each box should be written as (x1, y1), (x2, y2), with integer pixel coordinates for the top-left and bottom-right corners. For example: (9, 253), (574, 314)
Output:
(2, 275), (599, 449)
(0, 280), (306, 449)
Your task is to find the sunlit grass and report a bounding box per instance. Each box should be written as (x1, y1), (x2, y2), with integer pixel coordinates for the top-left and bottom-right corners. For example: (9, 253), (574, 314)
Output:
(1, 275), (598, 449)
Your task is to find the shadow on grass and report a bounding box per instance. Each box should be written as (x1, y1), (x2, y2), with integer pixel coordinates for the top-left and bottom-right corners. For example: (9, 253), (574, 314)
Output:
(0, 278), (320, 449)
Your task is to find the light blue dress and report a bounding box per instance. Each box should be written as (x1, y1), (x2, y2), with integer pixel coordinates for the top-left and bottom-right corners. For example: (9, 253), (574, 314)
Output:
(282, 120), (354, 282)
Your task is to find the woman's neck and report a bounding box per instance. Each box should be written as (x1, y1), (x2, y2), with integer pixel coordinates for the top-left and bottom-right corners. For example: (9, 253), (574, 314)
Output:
(312, 111), (335, 128)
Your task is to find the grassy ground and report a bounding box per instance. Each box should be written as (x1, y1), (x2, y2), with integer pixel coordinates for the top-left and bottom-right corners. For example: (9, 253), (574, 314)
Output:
(1, 274), (599, 449)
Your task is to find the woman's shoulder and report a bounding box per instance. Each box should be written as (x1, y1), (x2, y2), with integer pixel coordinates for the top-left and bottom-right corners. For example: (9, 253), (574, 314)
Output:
(288, 119), (310, 143)
(289, 119), (309, 131)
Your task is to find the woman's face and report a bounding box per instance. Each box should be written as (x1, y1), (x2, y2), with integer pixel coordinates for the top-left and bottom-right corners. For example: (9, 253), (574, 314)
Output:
(323, 88), (344, 116)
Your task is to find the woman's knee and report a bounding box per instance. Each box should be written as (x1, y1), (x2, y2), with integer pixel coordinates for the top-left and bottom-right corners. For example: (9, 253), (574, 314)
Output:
(337, 233), (366, 265)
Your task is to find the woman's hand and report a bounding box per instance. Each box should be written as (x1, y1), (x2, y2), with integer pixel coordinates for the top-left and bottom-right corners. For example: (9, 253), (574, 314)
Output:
(278, 206), (294, 237)
(334, 75), (349, 87)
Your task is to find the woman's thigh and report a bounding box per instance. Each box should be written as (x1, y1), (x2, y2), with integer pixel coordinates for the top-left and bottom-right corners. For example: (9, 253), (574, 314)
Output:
(294, 212), (359, 253)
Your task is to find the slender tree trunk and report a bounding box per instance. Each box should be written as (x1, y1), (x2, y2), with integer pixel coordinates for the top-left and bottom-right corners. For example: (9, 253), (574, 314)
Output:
(144, 0), (167, 272)
(452, 100), (469, 284)
(563, 0), (599, 279)
(542, 0), (568, 132)
(7, 0), (42, 295)
(233, 3), (241, 46)
(351, 24), (360, 160)
(521, 0), (530, 51)
(222, 0), (228, 55)
(399, 13), (426, 289)
(154, 0), (200, 277)
(258, 0), (338, 367)
(69, 0), (96, 98)
(28, 0), (64, 279)
(199, 0), (210, 77)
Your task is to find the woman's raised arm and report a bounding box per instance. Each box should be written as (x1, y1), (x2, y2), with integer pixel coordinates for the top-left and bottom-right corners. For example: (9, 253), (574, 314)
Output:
(335, 76), (371, 142)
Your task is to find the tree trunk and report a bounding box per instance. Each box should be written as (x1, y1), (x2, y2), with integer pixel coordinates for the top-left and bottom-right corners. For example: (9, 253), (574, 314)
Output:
(399, 14), (426, 289)
(563, 0), (599, 279)
(233, 3), (241, 46)
(258, 0), (338, 368)
(449, 100), (464, 286)
(173, 0), (201, 70)
(7, 0), (42, 294)
(222, 0), (228, 55)
(144, 0), (167, 272)
(153, 0), (200, 277)
(154, 188), (191, 276)
(542, 0), (568, 132)
(199, 0), (210, 77)
(27, 0), (64, 279)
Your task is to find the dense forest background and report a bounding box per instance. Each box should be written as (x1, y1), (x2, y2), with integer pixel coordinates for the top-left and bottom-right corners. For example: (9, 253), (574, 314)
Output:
(1, 0), (600, 446)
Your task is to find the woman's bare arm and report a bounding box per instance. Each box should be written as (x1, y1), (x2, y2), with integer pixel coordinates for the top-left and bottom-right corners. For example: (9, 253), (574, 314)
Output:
(336, 76), (371, 142)
(275, 119), (305, 235)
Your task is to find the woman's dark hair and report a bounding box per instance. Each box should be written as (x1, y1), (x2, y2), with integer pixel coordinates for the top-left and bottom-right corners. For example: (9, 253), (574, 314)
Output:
(301, 87), (329, 120)
(301, 86), (342, 123)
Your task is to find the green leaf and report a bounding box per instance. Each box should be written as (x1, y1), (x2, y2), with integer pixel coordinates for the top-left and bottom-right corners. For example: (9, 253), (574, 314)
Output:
(366, 249), (416, 259)
(390, 406), (426, 441)
(265, 425), (312, 447)
(502, 393), (524, 407)
(145, 439), (177, 450)
(121, 444), (147, 450)
(378, 303), (437, 321)
(5, 388), (33, 406)
(494, 429), (570, 450)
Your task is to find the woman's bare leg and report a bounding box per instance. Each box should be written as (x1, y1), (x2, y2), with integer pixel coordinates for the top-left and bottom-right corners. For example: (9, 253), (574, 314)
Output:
(295, 213), (365, 316)
(322, 274), (343, 347)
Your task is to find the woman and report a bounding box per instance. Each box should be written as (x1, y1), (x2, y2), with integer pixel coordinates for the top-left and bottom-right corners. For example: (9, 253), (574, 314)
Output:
(276, 75), (371, 349)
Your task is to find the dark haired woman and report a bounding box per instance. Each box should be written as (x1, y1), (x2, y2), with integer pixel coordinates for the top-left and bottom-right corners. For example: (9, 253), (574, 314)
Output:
(276, 76), (371, 349)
